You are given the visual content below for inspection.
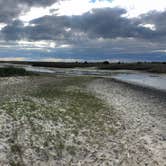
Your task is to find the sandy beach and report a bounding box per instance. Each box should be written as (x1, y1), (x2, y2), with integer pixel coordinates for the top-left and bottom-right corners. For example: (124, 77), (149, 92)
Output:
(89, 78), (166, 165)
(0, 75), (166, 165)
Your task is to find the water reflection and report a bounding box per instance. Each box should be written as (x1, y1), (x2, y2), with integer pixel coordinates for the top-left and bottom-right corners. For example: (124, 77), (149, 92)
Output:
(1, 63), (166, 91)
(112, 73), (166, 91)
(25, 65), (166, 91)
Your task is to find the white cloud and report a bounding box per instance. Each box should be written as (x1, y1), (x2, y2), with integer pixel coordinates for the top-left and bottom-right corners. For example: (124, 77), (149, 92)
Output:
(18, 40), (56, 48)
(51, 0), (166, 17)
(19, 0), (112, 22)
(152, 50), (166, 53)
(55, 0), (112, 16)
(57, 44), (72, 48)
(19, 6), (51, 23)
(19, 0), (166, 24)
(0, 23), (7, 30)
(0, 57), (27, 61)
(139, 24), (156, 31)
(111, 0), (166, 17)
(41, 58), (82, 62)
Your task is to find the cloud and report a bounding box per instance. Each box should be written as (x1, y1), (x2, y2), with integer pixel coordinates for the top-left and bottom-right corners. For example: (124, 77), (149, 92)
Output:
(111, 0), (166, 17)
(1, 7), (157, 43)
(1, 0), (166, 61)
(1, 1), (166, 44)
(41, 58), (82, 62)
(0, 57), (27, 61)
(140, 10), (166, 32)
(1, 20), (24, 40)
(70, 8), (152, 39)
(0, 0), (60, 23)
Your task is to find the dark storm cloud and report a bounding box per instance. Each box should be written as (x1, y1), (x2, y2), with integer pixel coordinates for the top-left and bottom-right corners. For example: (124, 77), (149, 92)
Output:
(2, 7), (166, 45)
(0, 0), (60, 23)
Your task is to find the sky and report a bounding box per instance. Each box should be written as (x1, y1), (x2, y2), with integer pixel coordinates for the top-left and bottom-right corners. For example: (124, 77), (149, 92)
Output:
(0, 0), (166, 62)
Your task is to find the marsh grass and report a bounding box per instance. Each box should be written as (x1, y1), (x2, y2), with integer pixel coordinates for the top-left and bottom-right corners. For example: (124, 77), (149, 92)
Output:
(0, 66), (37, 77)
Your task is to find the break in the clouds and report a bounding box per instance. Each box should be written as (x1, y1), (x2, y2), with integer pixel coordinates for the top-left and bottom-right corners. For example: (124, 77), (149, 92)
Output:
(0, 0), (166, 61)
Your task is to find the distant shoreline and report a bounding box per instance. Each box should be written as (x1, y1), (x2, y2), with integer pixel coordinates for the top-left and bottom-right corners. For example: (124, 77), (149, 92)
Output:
(0, 61), (166, 73)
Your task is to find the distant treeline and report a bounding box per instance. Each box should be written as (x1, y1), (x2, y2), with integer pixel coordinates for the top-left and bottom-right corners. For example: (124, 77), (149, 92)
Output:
(31, 61), (99, 68)
(0, 61), (99, 68)
(0, 61), (166, 73)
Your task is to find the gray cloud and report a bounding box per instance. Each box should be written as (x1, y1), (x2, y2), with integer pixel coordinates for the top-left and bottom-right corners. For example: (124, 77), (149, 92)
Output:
(1, 1), (166, 61)
(1, 7), (156, 42)
(0, 0), (60, 23)
(70, 8), (154, 39)
(2, 6), (166, 56)
(19, 0), (59, 6)
(1, 20), (25, 40)
(139, 11), (166, 39)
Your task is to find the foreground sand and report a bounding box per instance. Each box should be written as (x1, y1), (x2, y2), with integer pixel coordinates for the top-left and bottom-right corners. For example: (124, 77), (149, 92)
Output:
(88, 78), (166, 166)
(0, 76), (166, 165)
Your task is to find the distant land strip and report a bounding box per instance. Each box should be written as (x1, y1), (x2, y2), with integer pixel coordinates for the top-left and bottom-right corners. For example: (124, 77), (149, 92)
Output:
(0, 61), (166, 73)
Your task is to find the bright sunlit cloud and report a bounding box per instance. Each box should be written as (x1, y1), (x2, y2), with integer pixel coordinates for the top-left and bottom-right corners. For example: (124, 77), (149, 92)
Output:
(41, 58), (82, 62)
(19, 0), (112, 22)
(0, 23), (7, 30)
(50, 0), (166, 17)
(111, 0), (166, 17)
(19, 0), (166, 25)
(19, 7), (51, 23)
(0, 57), (27, 61)
(139, 24), (156, 31)
(18, 40), (56, 48)
(55, 0), (112, 16)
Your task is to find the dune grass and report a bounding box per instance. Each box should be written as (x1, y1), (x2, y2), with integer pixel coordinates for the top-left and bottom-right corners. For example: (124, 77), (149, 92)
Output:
(0, 76), (117, 165)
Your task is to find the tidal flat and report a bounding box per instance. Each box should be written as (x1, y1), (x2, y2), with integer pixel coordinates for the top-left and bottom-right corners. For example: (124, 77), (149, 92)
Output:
(0, 75), (166, 165)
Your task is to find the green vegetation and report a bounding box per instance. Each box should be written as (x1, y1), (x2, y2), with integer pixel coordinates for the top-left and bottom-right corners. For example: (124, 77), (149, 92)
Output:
(0, 76), (117, 165)
(99, 62), (166, 73)
(0, 66), (36, 77)
(31, 77), (110, 130)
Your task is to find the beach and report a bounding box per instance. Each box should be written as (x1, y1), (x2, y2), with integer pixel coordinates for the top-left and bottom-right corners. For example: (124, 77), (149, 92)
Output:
(0, 74), (165, 165)
(89, 78), (166, 165)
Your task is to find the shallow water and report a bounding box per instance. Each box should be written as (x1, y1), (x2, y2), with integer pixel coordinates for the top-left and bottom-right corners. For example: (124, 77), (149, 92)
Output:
(24, 66), (113, 77)
(24, 66), (166, 91)
(24, 66), (55, 73)
(1, 63), (166, 91)
(112, 72), (166, 91)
